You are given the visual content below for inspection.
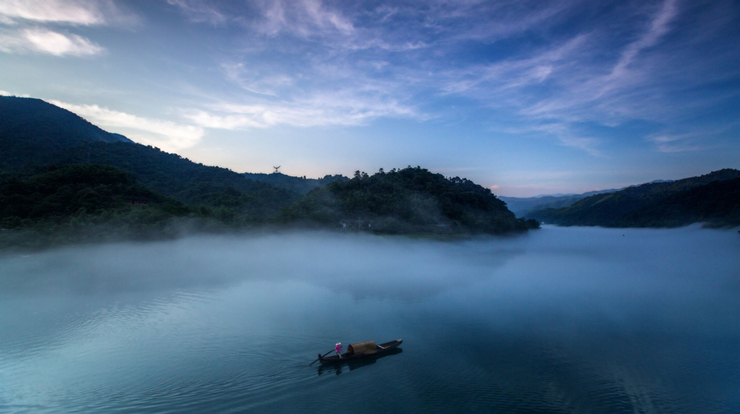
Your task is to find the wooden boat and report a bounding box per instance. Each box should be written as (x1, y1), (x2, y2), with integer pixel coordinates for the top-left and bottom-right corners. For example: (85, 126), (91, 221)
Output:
(318, 339), (403, 364)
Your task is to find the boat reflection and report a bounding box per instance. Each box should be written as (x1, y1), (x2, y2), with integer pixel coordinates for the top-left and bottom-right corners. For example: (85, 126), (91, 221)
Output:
(317, 348), (403, 376)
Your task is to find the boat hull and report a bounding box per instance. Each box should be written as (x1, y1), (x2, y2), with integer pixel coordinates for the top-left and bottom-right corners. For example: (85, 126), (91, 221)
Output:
(318, 339), (403, 364)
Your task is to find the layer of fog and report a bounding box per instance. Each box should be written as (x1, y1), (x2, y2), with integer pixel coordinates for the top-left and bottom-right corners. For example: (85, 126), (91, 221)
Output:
(0, 231), (534, 299)
(2, 225), (737, 351)
(3, 225), (736, 298)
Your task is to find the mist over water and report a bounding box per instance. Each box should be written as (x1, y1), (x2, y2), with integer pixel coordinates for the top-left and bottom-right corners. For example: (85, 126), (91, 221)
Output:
(1, 226), (738, 413)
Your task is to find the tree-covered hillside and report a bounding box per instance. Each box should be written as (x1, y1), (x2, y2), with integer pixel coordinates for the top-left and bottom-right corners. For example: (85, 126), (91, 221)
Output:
(500, 189), (618, 217)
(0, 96), (130, 170)
(615, 178), (740, 228)
(528, 169), (740, 227)
(279, 167), (539, 234)
(64, 141), (300, 220)
(0, 164), (205, 248)
(243, 172), (348, 195)
(0, 96), (300, 220)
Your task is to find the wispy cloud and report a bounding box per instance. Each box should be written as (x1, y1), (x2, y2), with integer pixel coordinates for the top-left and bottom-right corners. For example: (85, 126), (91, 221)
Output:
(166, 0), (226, 25)
(168, 0), (354, 38)
(429, 0), (732, 154)
(220, 63), (293, 97)
(440, 34), (590, 96)
(0, 0), (106, 25)
(243, 0), (354, 38)
(606, 0), (678, 86)
(648, 134), (703, 153)
(50, 100), (204, 150)
(497, 122), (603, 156)
(647, 121), (740, 153)
(0, 90), (30, 97)
(0, 0), (136, 57)
(183, 91), (421, 130)
(0, 28), (104, 56)
(206, 47), (426, 128)
(0, 0), (135, 26)
(161, 1), (606, 152)
(165, 0), (739, 157)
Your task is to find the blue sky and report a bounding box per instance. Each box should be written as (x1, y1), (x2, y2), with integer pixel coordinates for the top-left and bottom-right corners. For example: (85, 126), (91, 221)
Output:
(1, 0), (739, 196)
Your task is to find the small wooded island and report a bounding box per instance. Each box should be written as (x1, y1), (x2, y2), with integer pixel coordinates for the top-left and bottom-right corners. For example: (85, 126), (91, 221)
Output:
(0, 96), (537, 249)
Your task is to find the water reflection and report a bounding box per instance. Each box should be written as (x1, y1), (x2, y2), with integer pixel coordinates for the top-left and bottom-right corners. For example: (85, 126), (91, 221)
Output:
(317, 348), (404, 376)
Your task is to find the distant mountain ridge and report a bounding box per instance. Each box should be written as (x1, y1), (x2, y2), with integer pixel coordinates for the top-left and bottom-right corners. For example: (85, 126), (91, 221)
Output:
(500, 189), (618, 217)
(243, 172), (348, 195)
(501, 180), (677, 217)
(527, 169), (740, 228)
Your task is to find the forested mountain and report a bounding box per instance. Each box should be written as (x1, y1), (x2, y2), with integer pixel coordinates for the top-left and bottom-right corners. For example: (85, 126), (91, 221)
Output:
(615, 178), (740, 227)
(243, 172), (348, 195)
(528, 170), (740, 227)
(0, 96), (130, 170)
(279, 167), (539, 235)
(0, 163), (284, 248)
(500, 189), (617, 217)
(0, 96), (300, 221)
(1, 164), (176, 223)
(63, 141), (300, 220)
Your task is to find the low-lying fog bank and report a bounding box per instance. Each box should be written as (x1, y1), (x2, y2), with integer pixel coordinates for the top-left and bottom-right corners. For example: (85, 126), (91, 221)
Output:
(2, 224), (738, 303)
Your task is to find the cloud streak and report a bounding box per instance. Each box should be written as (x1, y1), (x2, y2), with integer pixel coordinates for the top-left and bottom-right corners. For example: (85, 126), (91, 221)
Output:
(167, 0), (718, 154)
(183, 91), (422, 130)
(50, 100), (204, 150)
(648, 134), (703, 153)
(166, 0), (226, 25)
(0, 0), (137, 57)
(129, 0), (740, 159)
(168, 0), (355, 38)
(0, 0), (106, 25)
(0, 28), (104, 56)
(608, 0), (678, 83)
(647, 121), (740, 153)
(423, 0), (738, 154)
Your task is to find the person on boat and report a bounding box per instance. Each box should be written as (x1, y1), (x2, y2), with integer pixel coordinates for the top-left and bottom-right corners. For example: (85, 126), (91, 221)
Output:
(335, 342), (343, 358)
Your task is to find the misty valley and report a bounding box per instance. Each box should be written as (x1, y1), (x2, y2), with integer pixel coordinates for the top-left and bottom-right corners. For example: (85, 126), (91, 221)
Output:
(1, 226), (738, 413)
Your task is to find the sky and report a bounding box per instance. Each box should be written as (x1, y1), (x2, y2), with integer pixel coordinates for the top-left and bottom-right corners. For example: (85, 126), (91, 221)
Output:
(0, 0), (739, 197)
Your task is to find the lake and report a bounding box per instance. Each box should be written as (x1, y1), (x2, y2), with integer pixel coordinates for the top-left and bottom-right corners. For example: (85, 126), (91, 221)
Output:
(1, 226), (738, 413)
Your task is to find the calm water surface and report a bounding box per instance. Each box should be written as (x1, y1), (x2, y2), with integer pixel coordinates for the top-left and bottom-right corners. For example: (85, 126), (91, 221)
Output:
(1, 226), (738, 413)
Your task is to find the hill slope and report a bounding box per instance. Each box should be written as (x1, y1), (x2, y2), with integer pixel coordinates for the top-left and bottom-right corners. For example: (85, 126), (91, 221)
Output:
(0, 96), (131, 169)
(66, 141), (300, 220)
(527, 170), (740, 227)
(279, 167), (539, 234)
(616, 178), (740, 227)
(0, 96), (300, 220)
(500, 189), (617, 217)
(0, 164), (201, 248)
